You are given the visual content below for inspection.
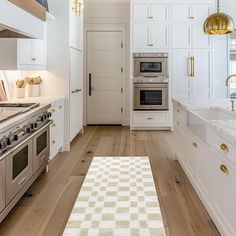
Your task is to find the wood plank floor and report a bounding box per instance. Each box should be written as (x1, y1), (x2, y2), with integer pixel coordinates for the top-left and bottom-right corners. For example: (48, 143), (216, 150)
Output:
(0, 126), (220, 236)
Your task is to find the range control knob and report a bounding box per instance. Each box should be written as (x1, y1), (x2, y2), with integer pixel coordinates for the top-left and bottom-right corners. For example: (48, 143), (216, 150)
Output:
(0, 137), (7, 149)
(31, 122), (37, 129)
(47, 112), (52, 118)
(43, 114), (47, 120)
(22, 126), (31, 134)
(39, 115), (44, 122)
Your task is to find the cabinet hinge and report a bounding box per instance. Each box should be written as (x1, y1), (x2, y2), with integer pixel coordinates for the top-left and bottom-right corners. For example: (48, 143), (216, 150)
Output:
(121, 88), (123, 93)
(121, 67), (124, 73)
(121, 42), (123, 48)
(121, 107), (123, 113)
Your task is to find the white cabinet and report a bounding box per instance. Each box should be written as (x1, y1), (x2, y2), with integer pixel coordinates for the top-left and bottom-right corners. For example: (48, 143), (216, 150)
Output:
(172, 4), (212, 22)
(0, 24), (47, 70)
(172, 23), (191, 49)
(212, 154), (236, 236)
(70, 48), (83, 142)
(172, 49), (211, 99)
(18, 38), (47, 69)
(133, 3), (169, 21)
(69, 0), (83, 51)
(132, 111), (170, 130)
(133, 23), (169, 51)
(48, 98), (65, 161)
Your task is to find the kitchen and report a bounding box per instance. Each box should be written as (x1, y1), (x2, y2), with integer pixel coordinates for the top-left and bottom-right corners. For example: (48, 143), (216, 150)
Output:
(0, 0), (236, 235)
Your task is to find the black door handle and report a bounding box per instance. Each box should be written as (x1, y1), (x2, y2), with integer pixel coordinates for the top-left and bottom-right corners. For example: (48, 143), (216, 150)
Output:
(89, 73), (92, 96)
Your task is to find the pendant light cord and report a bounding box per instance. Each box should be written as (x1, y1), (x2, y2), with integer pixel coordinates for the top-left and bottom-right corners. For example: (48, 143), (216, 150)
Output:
(217, 0), (220, 13)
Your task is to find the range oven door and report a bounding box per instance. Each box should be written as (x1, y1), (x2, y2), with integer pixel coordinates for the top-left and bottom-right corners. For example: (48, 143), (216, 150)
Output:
(134, 83), (169, 110)
(6, 139), (33, 204)
(32, 123), (50, 174)
(134, 58), (168, 77)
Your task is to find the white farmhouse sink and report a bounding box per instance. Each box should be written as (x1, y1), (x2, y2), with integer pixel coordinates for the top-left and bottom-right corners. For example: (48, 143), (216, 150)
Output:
(187, 108), (236, 144)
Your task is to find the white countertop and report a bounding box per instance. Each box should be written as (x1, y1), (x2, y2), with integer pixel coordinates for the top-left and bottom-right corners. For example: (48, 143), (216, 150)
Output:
(173, 98), (236, 146)
(0, 96), (64, 134)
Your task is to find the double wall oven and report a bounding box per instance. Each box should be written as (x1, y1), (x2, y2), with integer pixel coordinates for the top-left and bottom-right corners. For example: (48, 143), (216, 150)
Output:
(133, 53), (169, 111)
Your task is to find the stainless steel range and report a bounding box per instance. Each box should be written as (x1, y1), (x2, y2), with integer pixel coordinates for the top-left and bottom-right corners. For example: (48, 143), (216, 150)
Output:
(0, 103), (52, 223)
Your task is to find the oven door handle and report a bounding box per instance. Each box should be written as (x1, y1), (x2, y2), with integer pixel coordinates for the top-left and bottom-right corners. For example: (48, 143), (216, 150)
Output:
(11, 121), (53, 152)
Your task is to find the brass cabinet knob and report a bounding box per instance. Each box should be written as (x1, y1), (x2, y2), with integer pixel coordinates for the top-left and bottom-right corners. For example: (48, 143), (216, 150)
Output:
(52, 123), (56, 128)
(192, 142), (197, 148)
(220, 164), (229, 174)
(51, 140), (56, 145)
(59, 105), (63, 109)
(220, 143), (229, 153)
(52, 109), (56, 113)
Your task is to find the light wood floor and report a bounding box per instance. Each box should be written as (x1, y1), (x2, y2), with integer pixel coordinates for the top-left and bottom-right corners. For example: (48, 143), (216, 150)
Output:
(0, 126), (220, 236)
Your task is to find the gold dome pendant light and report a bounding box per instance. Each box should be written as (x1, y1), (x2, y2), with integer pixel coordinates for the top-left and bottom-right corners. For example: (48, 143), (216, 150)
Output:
(204, 0), (235, 35)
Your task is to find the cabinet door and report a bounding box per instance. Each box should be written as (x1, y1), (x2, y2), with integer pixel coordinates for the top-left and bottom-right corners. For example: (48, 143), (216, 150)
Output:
(185, 134), (197, 177)
(172, 23), (191, 49)
(174, 120), (186, 163)
(197, 144), (213, 199)
(172, 4), (191, 21)
(69, 0), (83, 50)
(31, 39), (47, 66)
(192, 24), (211, 49)
(133, 3), (149, 21)
(191, 50), (211, 99)
(213, 156), (236, 235)
(70, 48), (83, 142)
(191, 4), (212, 22)
(172, 50), (190, 99)
(18, 39), (32, 65)
(133, 23), (150, 49)
(150, 4), (169, 21)
(151, 23), (169, 49)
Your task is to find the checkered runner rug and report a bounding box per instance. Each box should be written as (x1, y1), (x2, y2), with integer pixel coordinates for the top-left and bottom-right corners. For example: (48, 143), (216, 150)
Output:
(63, 157), (166, 236)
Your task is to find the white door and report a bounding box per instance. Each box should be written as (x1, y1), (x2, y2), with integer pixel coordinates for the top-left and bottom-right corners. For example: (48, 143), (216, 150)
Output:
(171, 4), (191, 21)
(87, 31), (123, 125)
(70, 48), (83, 141)
(172, 23), (191, 49)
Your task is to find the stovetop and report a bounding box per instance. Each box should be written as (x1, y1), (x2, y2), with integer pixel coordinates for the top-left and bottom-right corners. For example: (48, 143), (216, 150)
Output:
(0, 103), (40, 123)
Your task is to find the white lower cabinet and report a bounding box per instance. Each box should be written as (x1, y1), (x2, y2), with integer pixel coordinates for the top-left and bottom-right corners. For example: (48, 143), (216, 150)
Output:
(48, 98), (65, 161)
(212, 153), (236, 236)
(132, 111), (170, 129)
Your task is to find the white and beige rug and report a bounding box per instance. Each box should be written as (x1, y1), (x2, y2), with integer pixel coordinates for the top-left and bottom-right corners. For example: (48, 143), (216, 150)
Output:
(63, 157), (166, 236)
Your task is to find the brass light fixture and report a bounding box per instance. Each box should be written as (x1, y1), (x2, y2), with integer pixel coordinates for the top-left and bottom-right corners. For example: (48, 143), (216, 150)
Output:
(204, 0), (235, 35)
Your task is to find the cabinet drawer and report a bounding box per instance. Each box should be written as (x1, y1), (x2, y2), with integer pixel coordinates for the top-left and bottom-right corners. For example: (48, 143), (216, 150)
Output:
(212, 134), (236, 167)
(133, 112), (170, 126)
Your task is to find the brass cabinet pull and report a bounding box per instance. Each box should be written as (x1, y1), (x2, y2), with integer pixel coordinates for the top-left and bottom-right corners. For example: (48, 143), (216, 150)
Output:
(190, 56), (195, 77)
(31, 58), (36, 61)
(220, 164), (229, 174)
(188, 16), (195, 19)
(147, 117), (153, 120)
(148, 16), (154, 19)
(51, 140), (56, 145)
(192, 56), (195, 77)
(147, 43), (154, 46)
(72, 89), (82, 94)
(192, 142), (197, 148)
(220, 143), (229, 153)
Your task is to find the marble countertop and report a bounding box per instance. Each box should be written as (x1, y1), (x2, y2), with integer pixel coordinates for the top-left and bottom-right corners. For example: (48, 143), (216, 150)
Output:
(173, 98), (236, 146)
(0, 96), (64, 134)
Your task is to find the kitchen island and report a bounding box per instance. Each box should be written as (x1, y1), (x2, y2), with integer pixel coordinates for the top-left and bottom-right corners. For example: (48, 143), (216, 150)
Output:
(173, 98), (236, 236)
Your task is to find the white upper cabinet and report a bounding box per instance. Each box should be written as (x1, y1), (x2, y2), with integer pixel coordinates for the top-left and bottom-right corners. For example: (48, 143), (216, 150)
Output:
(172, 4), (191, 21)
(172, 4), (212, 22)
(69, 0), (83, 51)
(172, 23), (191, 49)
(192, 23), (211, 49)
(133, 3), (169, 21)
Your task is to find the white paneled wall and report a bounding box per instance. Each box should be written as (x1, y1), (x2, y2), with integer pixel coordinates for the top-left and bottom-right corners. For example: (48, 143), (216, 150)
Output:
(84, 1), (130, 125)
